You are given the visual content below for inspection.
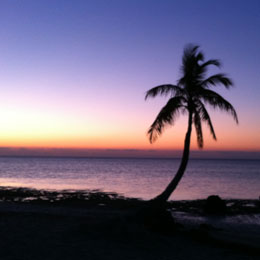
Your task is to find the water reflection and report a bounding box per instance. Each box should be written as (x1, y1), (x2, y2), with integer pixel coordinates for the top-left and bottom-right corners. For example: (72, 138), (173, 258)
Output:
(0, 157), (259, 200)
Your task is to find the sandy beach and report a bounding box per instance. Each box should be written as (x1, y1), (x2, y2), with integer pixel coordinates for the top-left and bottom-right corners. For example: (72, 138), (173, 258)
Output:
(0, 188), (259, 260)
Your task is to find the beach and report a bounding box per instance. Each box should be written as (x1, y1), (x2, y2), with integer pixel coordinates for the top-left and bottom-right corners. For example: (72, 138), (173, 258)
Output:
(0, 187), (259, 260)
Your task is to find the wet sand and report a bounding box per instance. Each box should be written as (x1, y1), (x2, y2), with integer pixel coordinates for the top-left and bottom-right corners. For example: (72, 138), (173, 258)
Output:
(0, 187), (259, 260)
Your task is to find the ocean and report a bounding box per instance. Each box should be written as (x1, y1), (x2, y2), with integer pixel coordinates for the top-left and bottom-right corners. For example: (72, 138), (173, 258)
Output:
(0, 157), (259, 200)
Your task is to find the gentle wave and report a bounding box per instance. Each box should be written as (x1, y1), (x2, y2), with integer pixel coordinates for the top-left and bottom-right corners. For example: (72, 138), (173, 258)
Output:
(0, 157), (259, 200)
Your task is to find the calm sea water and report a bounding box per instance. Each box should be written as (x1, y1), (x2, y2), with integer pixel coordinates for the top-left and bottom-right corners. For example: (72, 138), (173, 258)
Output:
(0, 157), (259, 200)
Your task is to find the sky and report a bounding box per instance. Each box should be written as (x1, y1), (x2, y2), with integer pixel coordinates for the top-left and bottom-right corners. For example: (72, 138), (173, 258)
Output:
(0, 0), (259, 157)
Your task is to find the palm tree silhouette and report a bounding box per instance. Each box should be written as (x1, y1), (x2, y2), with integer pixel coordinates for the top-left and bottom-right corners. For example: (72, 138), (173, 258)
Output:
(145, 44), (238, 202)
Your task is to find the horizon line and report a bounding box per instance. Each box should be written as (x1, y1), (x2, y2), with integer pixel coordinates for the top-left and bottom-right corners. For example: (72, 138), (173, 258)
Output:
(0, 147), (259, 160)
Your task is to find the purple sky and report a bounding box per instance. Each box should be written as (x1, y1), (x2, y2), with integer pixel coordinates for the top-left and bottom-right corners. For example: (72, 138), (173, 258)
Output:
(0, 0), (259, 157)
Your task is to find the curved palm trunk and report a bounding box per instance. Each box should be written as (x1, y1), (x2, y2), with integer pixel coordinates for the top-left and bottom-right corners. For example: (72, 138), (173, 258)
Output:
(153, 111), (193, 202)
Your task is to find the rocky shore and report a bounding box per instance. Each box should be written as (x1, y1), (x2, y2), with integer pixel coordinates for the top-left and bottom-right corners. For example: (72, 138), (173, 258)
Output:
(0, 187), (259, 260)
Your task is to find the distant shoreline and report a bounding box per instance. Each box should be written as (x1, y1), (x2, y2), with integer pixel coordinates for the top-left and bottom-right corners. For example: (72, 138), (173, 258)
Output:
(0, 155), (260, 161)
(0, 147), (260, 160)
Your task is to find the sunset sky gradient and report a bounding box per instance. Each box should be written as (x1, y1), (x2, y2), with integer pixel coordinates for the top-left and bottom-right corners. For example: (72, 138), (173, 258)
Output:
(0, 0), (259, 156)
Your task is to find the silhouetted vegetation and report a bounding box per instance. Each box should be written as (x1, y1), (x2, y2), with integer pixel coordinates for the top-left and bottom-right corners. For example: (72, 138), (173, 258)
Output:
(146, 44), (238, 202)
(0, 186), (142, 208)
(0, 186), (259, 215)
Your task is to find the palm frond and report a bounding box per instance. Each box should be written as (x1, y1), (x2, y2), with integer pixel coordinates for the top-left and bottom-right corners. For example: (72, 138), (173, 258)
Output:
(179, 44), (209, 88)
(200, 89), (238, 123)
(147, 96), (185, 143)
(196, 51), (204, 62)
(201, 73), (233, 89)
(145, 84), (184, 100)
(196, 100), (217, 140)
(193, 111), (203, 148)
(201, 59), (221, 69)
(183, 44), (199, 61)
(145, 44), (238, 148)
(197, 59), (221, 80)
(181, 44), (200, 75)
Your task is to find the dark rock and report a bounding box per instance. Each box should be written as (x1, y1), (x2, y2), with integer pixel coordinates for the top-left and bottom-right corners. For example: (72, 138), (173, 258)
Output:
(136, 203), (176, 233)
(204, 195), (227, 215)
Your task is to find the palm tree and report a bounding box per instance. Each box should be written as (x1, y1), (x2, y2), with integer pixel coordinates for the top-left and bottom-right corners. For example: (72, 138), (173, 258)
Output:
(145, 44), (238, 203)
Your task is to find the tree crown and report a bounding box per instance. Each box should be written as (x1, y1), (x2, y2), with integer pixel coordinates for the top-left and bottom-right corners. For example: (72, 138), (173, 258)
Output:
(145, 44), (238, 147)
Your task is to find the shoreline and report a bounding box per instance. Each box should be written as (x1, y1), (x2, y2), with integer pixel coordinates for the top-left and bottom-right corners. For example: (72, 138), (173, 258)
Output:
(0, 186), (259, 214)
(0, 151), (260, 160)
(0, 186), (259, 259)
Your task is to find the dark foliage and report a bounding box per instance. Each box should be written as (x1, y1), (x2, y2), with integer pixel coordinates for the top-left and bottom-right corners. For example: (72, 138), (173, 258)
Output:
(146, 44), (238, 147)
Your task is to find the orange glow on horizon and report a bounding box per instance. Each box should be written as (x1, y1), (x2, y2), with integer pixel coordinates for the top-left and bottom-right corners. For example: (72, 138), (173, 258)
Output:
(1, 128), (259, 152)
(0, 97), (259, 152)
